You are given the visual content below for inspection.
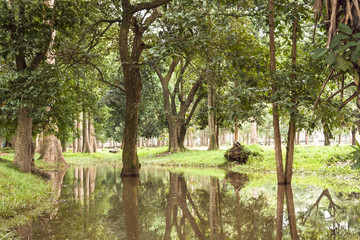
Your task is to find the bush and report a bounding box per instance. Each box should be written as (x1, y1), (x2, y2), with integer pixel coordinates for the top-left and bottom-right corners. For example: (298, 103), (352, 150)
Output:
(0, 147), (14, 153)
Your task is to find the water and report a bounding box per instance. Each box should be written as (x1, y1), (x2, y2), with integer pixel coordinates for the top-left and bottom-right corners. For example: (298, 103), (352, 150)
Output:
(14, 166), (360, 239)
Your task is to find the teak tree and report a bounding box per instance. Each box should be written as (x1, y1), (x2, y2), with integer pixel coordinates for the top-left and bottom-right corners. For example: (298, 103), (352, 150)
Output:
(155, 57), (204, 152)
(118, 0), (172, 176)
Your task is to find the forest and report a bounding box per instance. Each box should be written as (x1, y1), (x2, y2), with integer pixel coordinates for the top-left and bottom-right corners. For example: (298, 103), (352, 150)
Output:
(1, 0), (360, 239)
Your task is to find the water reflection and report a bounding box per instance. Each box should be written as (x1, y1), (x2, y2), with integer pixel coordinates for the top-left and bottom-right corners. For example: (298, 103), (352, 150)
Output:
(276, 185), (298, 240)
(15, 166), (360, 240)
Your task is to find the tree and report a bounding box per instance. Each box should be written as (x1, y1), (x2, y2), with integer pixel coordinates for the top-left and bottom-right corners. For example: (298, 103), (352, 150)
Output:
(0, 0), (84, 172)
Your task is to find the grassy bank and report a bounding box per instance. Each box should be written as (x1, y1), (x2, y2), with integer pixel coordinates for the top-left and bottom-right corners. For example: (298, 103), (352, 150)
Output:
(0, 156), (53, 237)
(236, 145), (357, 178)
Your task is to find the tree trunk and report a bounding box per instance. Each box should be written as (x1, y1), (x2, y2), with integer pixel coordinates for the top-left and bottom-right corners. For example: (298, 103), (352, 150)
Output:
(305, 131), (309, 145)
(269, 0), (285, 183)
(296, 131), (300, 145)
(251, 121), (257, 144)
(14, 107), (34, 173)
(42, 135), (67, 166)
(208, 79), (218, 150)
(167, 116), (181, 152)
(178, 123), (187, 150)
(89, 118), (97, 152)
(234, 122), (239, 143)
(324, 131), (331, 146)
(121, 64), (141, 176)
(285, 0), (299, 184)
(73, 120), (78, 153)
(352, 126), (356, 145)
(82, 113), (91, 153)
(77, 115), (83, 153)
(285, 121), (296, 183)
(190, 130), (194, 148)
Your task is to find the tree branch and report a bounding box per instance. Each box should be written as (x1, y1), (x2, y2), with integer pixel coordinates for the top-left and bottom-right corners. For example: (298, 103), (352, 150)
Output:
(87, 61), (126, 93)
(313, 68), (334, 110)
(338, 92), (357, 110)
(326, 82), (356, 101)
(133, 0), (172, 12)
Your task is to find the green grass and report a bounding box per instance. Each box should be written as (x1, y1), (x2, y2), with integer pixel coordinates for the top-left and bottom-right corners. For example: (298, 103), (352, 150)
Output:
(0, 157), (53, 236)
(234, 145), (358, 178)
(141, 149), (228, 167)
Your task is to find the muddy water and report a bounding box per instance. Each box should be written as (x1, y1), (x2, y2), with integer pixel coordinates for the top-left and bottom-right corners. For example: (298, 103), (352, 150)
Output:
(15, 166), (360, 239)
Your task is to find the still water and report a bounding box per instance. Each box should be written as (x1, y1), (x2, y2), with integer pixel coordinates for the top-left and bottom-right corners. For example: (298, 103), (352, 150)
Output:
(15, 166), (360, 239)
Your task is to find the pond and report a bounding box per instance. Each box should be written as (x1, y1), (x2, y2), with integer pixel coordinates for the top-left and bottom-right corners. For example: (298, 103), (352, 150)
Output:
(15, 166), (360, 239)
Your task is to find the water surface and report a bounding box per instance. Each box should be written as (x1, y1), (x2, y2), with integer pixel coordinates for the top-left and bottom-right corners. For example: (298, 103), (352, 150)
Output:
(15, 166), (360, 239)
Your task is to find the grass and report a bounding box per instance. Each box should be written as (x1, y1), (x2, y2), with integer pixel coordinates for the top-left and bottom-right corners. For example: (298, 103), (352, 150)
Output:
(0, 157), (53, 236)
(234, 145), (357, 178)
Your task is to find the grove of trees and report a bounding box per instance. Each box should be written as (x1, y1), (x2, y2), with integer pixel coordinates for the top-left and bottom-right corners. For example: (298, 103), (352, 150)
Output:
(1, 0), (360, 182)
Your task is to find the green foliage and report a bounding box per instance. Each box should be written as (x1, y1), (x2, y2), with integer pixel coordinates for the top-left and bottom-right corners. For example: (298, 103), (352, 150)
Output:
(349, 141), (360, 170)
(0, 147), (14, 153)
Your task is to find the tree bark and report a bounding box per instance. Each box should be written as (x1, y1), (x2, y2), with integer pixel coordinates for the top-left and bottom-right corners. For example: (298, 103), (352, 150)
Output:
(14, 107), (34, 172)
(285, 0), (298, 184)
(324, 131), (331, 146)
(89, 118), (97, 152)
(77, 115), (83, 152)
(269, 0), (285, 183)
(42, 135), (68, 166)
(82, 112), (91, 153)
(251, 121), (257, 144)
(234, 121), (239, 143)
(305, 131), (309, 145)
(296, 131), (300, 145)
(352, 126), (357, 145)
(73, 120), (78, 153)
(208, 79), (218, 150)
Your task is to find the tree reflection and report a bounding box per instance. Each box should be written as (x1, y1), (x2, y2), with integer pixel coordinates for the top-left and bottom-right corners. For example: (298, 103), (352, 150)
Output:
(73, 166), (96, 203)
(276, 185), (299, 240)
(122, 176), (140, 240)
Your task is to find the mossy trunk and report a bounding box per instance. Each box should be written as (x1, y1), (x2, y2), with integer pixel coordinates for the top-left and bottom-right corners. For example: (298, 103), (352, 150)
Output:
(42, 135), (67, 166)
(352, 126), (356, 145)
(324, 131), (331, 146)
(14, 107), (34, 173)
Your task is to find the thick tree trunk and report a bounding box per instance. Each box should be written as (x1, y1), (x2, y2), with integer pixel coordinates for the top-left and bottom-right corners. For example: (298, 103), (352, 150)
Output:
(178, 123), (186, 150)
(352, 126), (357, 145)
(208, 80), (218, 150)
(324, 131), (331, 146)
(190, 130), (194, 148)
(82, 113), (91, 153)
(77, 115), (83, 153)
(305, 131), (309, 145)
(121, 63), (141, 176)
(234, 122), (239, 142)
(296, 131), (300, 145)
(14, 107), (34, 172)
(42, 135), (67, 166)
(251, 121), (257, 144)
(167, 116), (181, 152)
(73, 120), (78, 153)
(89, 118), (97, 152)
(269, 0), (285, 183)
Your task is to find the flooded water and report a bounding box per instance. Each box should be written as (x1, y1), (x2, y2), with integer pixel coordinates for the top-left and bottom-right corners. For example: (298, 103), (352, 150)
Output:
(14, 166), (360, 239)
